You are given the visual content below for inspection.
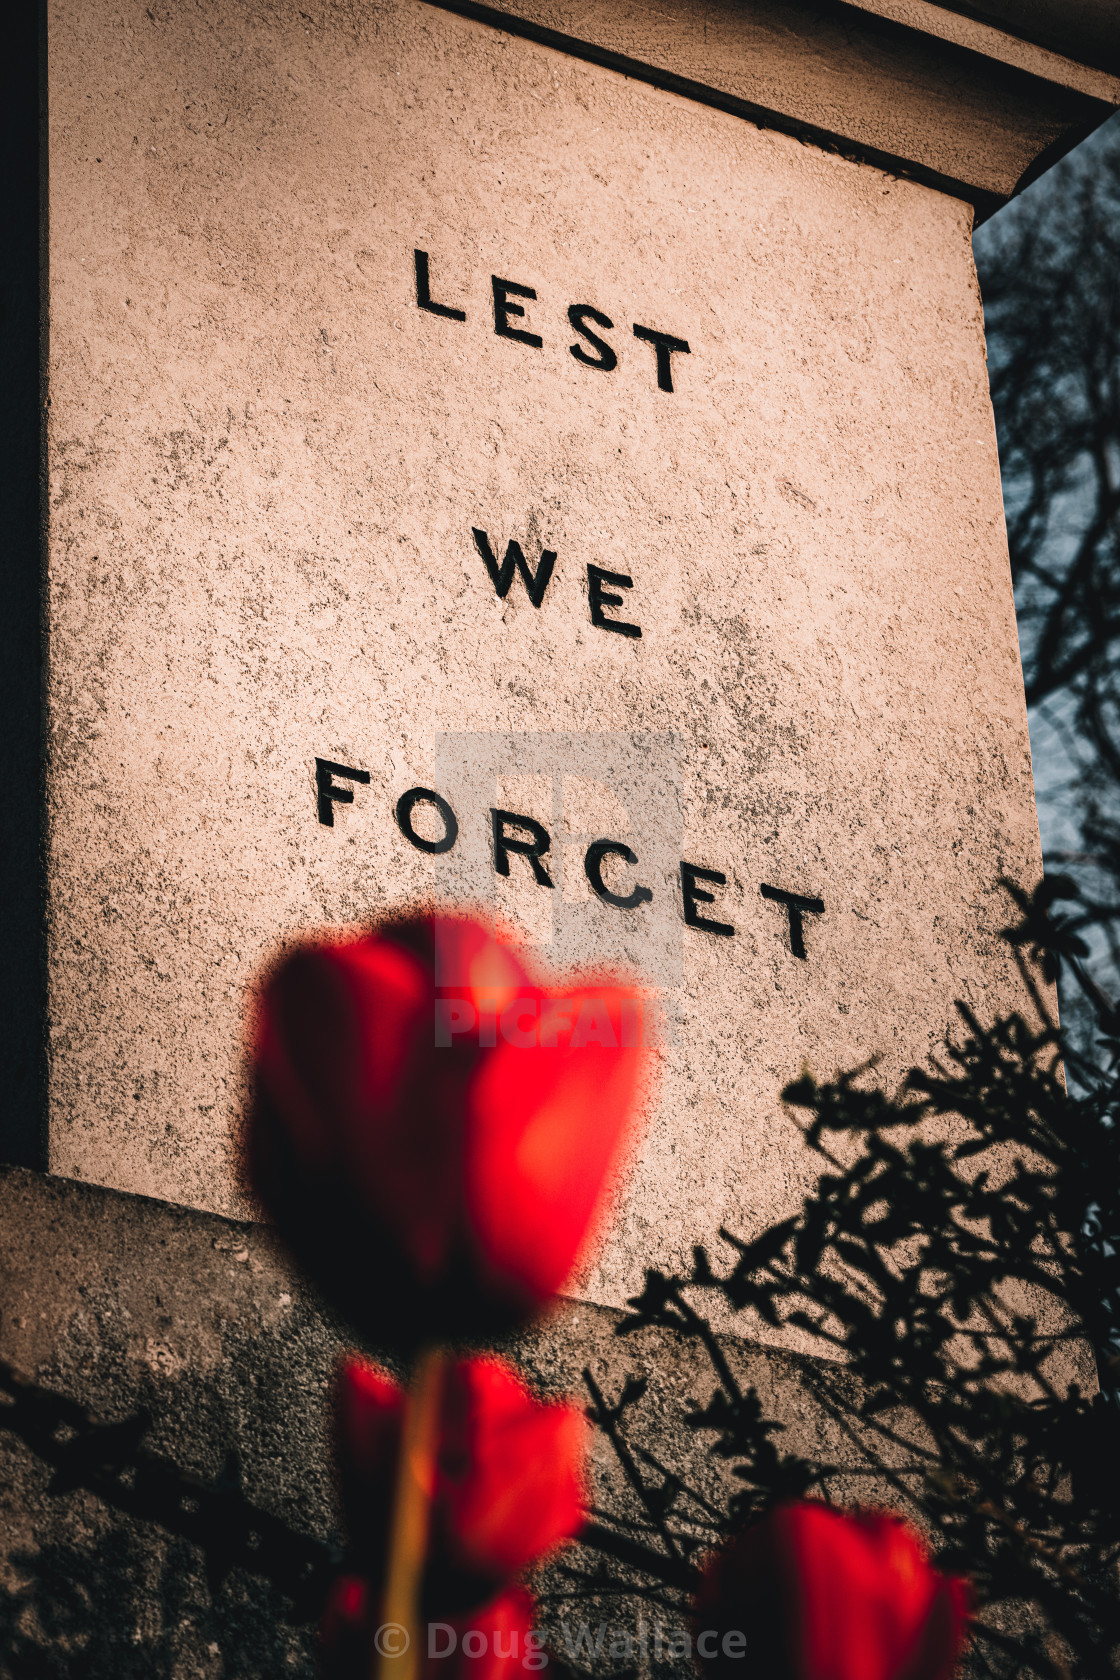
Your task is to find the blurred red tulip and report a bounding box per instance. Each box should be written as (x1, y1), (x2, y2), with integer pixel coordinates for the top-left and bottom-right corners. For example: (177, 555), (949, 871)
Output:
(336, 1353), (587, 1610)
(322, 1577), (546, 1680)
(248, 912), (650, 1345)
(693, 1503), (971, 1680)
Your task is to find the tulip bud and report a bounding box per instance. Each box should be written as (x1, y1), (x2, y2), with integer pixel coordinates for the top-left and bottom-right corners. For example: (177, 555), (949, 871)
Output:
(693, 1503), (971, 1680)
(248, 912), (651, 1346)
(335, 1354), (588, 1612)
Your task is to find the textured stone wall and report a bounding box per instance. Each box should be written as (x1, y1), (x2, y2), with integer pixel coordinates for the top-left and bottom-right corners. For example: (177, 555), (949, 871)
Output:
(10, 5), (1114, 1673)
(45, 0), (1041, 1331)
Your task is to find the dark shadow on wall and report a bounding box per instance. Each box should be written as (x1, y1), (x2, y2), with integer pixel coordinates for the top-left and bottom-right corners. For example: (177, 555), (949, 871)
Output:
(0, 1169), (358, 1680)
(0, 2), (46, 1168)
(0, 1527), (318, 1680)
(0, 1361), (340, 1679)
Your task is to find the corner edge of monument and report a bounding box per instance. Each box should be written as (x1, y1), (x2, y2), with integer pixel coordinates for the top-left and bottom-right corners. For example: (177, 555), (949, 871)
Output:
(417, 0), (1120, 222)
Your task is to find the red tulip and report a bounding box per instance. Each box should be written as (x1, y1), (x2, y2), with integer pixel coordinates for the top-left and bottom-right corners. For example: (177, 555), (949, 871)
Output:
(335, 1353), (588, 1610)
(248, 912), (650, 1345)
(693, 1504), (971, 1680)
(322, 1577), (547, 1680)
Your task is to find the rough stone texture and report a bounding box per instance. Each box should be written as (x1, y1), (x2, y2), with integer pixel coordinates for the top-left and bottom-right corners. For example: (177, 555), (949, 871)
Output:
(0, 1166), (869, 1678)
(46, 0), (1045, 1324)
(419, 0), (1118, 198)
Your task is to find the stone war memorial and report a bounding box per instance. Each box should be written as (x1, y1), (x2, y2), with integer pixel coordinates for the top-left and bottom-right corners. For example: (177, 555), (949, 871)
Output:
(1, 0), (1118, 1672)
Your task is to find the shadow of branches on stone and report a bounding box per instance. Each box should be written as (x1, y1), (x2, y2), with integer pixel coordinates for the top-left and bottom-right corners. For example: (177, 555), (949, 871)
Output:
(0, 1362), (337, 1676)
(567, 877), (1120, 1680)
(0, 1525), (316, 1680)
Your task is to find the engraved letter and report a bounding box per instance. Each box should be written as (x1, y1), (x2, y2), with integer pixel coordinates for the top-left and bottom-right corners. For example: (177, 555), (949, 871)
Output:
(588, 563), (641, 638)
(315, 757), (370, 826)
(760, 883), (825, 959)
(584, 839), (652, 910)
(396, 787), (459, 854)
(681, 862), (735, 937)
(414, 249), (466, 321)
(491, 808), (554, 887)
(632, 323), (690, 392)
(568, 304), (617, 371)
(492, 276), (542, 348)
(472, 528), (556, 608)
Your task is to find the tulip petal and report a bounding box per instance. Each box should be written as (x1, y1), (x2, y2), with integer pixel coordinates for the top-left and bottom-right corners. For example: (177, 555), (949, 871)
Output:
(466, 986), (647, 1303)
(335, 1354), (587, 1610)
(249, 915), (653, 1345)
(694, 1503), (971, 1680)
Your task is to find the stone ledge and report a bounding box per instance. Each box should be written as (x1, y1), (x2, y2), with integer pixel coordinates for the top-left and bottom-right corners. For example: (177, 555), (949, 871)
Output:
(849, 0), (1120, 89)
(925, 0), (1120, 77)
(0, 1165), (871, 1677)
(420, 0), (1119, 216)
